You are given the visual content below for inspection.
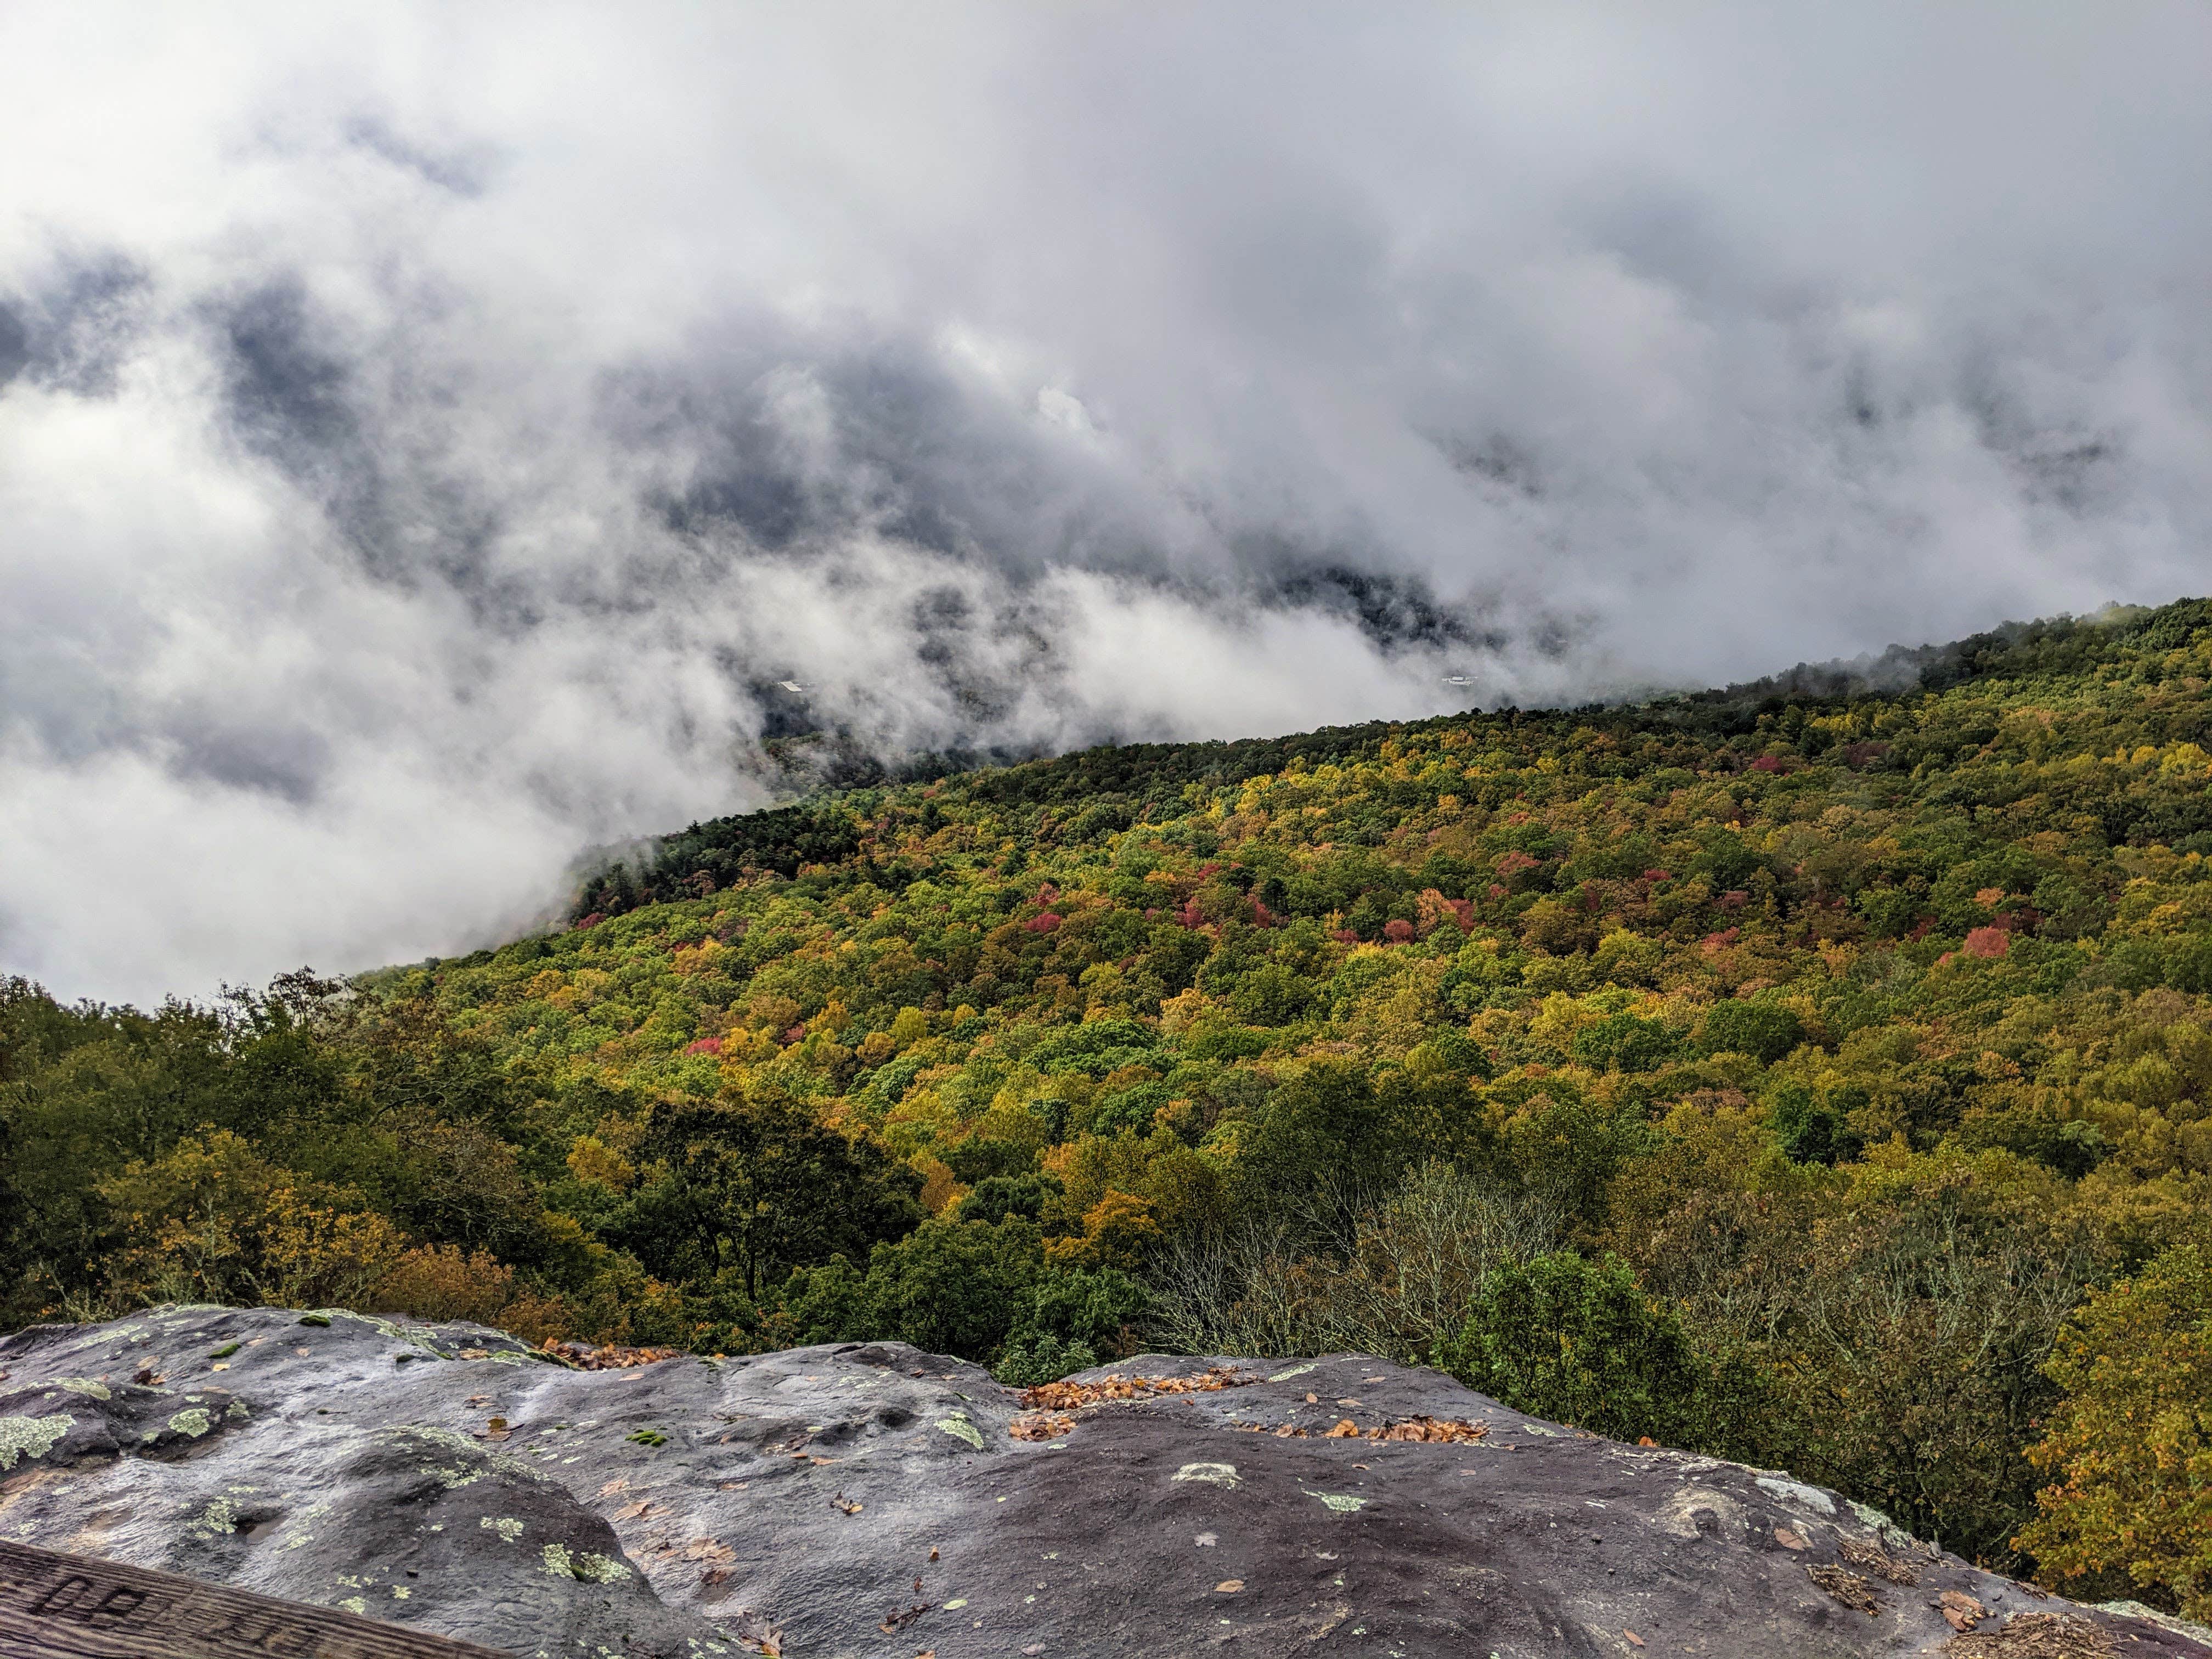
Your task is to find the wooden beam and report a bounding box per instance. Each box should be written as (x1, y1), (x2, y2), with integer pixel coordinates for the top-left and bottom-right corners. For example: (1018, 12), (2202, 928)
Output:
(0, 1538), (513, 1659)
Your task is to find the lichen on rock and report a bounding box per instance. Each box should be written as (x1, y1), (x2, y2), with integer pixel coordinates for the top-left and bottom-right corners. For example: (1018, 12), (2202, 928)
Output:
(0, 1412), (72, 1469)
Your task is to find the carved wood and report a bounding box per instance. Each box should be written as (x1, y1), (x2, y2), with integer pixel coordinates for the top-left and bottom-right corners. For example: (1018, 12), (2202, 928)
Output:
(0, 1539), (512, 1659)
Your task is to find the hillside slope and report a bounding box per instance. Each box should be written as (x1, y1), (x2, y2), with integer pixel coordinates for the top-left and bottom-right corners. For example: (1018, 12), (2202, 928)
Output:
(11, 597), (2212, 1611)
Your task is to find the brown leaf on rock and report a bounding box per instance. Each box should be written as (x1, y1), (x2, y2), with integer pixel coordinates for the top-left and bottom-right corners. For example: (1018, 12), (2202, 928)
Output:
(1215, 1579), (1244, 1593)
(1939, 1589), (1989, 1633)
(1838, 1535), (1918, 1585)
(1624, 1632), (1645, 1649)
(541, 1337), (681, 1370)
(1774, 1526), (1808, 1550)
(1009, 1411), (1076, 1441)
(1942, 1611), (2114, 1657)
(1807, 1563), (1877, 1614)
(879, 1600), (933, 1633)
(1019, 1367), (1258, 1410)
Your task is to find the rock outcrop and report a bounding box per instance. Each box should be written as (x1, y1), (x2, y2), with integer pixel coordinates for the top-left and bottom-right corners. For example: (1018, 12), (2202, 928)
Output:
(0, 1304), (2203, 1658)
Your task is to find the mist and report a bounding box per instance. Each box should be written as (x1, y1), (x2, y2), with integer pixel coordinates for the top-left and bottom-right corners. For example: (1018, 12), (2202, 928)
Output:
(4, 3), (2210, 1003)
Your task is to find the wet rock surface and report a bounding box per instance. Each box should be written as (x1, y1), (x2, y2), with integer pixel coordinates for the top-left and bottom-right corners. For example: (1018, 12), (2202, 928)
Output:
(0, 1305), (2203, 1658)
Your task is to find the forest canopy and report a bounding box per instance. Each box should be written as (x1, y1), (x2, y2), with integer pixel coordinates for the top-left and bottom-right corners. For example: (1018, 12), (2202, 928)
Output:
(10, 597), (2212, 1612)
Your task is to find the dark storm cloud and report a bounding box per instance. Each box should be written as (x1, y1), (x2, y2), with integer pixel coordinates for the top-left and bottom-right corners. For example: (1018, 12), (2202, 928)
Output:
(2, 1), (2210, 1001)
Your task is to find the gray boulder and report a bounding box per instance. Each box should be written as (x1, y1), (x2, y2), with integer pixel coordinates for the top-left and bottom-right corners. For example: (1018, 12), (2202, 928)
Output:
(0, 1304), (2200, 1657)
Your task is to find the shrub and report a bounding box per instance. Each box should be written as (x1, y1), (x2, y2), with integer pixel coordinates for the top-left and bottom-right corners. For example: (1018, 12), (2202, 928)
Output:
(373, 1243), (516, 1325)
(1436, 1250), (1769, 1454)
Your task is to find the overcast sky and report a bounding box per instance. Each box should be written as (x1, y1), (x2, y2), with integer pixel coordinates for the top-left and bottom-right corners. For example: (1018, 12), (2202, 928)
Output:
(4, 3), (2210, 1004)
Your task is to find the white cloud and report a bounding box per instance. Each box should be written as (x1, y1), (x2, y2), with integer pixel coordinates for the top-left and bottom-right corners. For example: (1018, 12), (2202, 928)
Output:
(2, 1), (2209, 1000)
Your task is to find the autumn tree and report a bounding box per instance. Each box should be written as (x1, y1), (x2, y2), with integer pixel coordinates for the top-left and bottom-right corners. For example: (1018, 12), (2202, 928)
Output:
(2020, 1243), (2212, 1616)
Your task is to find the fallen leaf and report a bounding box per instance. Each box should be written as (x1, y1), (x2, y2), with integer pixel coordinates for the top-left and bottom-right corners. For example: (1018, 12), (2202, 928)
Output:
(1019, 1367), (1259, 1411)
(1215, 1580), (1244, 1594)
(1624, 1632), (1645, 1649)
(928, 1547), (939, 1562)
(615, 1500), (652, 1522)
(1937, 1588), (1986, 1633)
(1305, 1393), (1318, 1403)
(1774, 1526), (1808, 1550)
(1637, 1436), (1656, 1447)
(1335, 1398), (1362, 1407)
(1838, 1536), (1918, 1586)
(1807, 1564), (1877, 1615)
(467, 1395), (493, 1406)
(211, 1362), (229, 1372)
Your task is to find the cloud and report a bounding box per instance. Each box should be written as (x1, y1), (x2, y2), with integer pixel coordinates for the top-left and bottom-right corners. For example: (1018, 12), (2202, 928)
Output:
(3, 2), (2210, 1001)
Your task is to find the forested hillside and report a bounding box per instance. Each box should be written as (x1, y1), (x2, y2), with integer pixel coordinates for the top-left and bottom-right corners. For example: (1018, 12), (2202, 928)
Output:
(10, 598), (2212, 1611)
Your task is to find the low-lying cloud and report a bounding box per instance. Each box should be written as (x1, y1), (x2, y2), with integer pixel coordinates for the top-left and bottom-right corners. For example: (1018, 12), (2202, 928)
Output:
(4, 3), (2210, 1002)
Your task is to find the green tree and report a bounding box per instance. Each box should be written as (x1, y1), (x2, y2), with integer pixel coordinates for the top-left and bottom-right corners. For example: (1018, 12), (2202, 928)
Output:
(1699, 1000), (1805, 1064)
(623, 1090), (921, 1296)
(1437, 1250), (1769, 1454)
